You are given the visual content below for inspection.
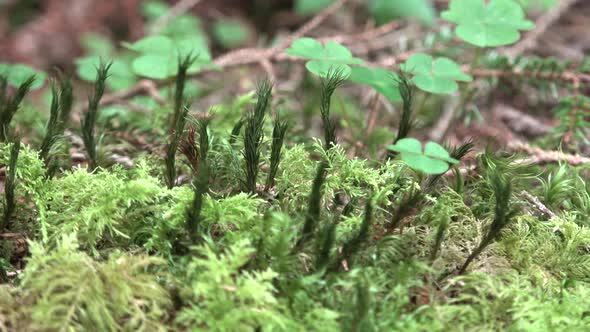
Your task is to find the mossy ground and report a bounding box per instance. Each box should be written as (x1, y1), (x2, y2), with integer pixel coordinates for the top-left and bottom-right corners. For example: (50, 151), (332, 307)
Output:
(1, 78), (590, 331)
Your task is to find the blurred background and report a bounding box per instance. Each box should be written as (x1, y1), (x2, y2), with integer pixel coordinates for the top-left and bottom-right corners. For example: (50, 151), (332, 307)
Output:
(1, 0), (588, 154)
(2, 0), (580, 72)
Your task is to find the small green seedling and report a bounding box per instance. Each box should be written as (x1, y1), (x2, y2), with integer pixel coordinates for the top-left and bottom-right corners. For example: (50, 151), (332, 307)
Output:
(0, 63), (46, 89)
(284, 38), (363, 77)
(349, 67), (402, 102)
(441, 0), (535, 47)
(388, 138), (458, 174)
(124, 35), (213, 79)
(401, 53), (472, 94)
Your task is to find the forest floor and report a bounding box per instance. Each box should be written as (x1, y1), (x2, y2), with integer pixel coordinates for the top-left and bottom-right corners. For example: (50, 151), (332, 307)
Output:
(1, 0), (590, 331)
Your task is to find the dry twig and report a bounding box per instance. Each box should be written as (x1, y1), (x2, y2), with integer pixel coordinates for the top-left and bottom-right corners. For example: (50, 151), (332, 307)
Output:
(510, 141), (590, 166)
(214, 0), (350, 67)
(89, 79), (166, 111)
(521, 190), (558, 219)
(318, 21), (400, 44)
(467, 67), (588, 89)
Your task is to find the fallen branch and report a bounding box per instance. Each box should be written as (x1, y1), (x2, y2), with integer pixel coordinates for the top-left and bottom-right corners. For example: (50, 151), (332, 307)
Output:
(467, 67), (588, 88)
(317, 21), (400, 44)
(521, 190), (558, 219)
(509, 141), (590, 166)
(0, 232), (25, 239)
(446, 141), (590, 179)
(214, 0), (350, 68)
(78, 79), (166, 113)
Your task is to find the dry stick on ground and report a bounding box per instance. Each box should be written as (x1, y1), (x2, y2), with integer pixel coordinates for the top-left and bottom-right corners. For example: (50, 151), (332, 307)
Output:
(509, 140), (590, 166)
(75, 79), (166, 115)
(521, 190), (558, 219)
(466, 67), (589, 87)
(98, 79), (167, 106)
(214, 0), (350, 68)
(449, 141), (590, 179)
(317, 21), (400, 45)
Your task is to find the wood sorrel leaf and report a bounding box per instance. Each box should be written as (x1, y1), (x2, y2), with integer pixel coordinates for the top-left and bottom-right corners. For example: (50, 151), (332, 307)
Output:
(388, 138), (459, 174)
(285, 38), (363, 77)
(441, 0), (535, 47)
(401, 53), (472, 94)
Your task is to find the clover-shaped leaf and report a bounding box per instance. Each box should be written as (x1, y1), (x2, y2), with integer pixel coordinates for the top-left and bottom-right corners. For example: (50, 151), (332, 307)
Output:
(349, 67), (401, 102)
(388, 138), (458, 174)
(400, 53), (472, 94)
(0, 63), (46, 89)
(284, 38), (363, 77)
(123, 35), (213, 79)
(441, 0), (535, 47)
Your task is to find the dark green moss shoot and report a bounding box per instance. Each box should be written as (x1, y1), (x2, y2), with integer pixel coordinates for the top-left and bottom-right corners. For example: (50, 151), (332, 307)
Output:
(81, 61), (111, 171)
(0, 75), (36, 143)
(459, 172), (517, 274)
(243, 80), (272, 193)
(320, 69), (346, 150)
(1, 138), (20, 233)
(265, 115), (288, 192)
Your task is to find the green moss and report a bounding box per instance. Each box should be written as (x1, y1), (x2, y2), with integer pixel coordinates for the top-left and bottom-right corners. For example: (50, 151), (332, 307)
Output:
(2, 79), (590, 332)
(20, 234), (171, 331)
